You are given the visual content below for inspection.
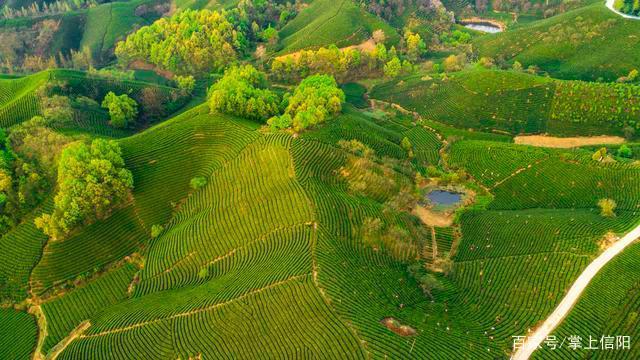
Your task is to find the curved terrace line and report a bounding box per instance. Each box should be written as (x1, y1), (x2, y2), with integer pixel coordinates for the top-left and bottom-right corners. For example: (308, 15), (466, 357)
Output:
(512, 224), (640, 359)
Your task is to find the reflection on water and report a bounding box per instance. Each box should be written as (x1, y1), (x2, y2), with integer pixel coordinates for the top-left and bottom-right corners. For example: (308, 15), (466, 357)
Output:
(464, 23), (502, 33)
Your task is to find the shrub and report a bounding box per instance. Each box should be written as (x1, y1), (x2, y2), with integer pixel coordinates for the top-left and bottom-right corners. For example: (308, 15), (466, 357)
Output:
(598, 198), (617, 217)
(175, 75), (196, 95)
(190, 176), (207, 190)
(617, 144), (633, 158)
(150, 224), (164, 238)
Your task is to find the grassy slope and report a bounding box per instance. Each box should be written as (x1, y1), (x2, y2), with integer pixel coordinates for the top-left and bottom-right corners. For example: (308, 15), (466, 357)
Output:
(80, 0), (158, 61)
(278, 0), (399, 54)
(448, 139), (640, 353)
(370, 69), (640, 137)
(474, 3), (640, 81)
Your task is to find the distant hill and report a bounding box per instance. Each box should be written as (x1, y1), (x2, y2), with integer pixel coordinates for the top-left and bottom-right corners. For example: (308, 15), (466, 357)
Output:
(473, 3), (640, 81)
(370, 69), (640, 137)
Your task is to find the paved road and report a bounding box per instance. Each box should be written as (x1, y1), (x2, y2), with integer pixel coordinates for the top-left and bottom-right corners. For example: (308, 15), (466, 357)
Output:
(512, 224), (640, 359)
(605, 0), (640, 19)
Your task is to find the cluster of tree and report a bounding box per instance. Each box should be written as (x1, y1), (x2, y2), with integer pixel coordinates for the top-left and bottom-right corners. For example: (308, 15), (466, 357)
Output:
(0, 19), (65, 73)
(270, 43), (414, 83)
(362, 0), (445, 20)
(0, 117), (70, 235)
(615, 0), (640, 15)
(35, 139), (133, 240)
(115, 9), (245, 75)
(474, 0), (578, 18)
(230, 0), (296, 44)
(1, 0), (96, 19)
(208, 65), (280, 121)
(101, 92), (138, 128)
(268, 75), (345, 132)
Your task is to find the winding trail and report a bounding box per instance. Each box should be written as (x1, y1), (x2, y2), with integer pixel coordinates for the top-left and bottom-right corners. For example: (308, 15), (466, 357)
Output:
(512, 224), (640, 359)
(605, 0), (640, 19)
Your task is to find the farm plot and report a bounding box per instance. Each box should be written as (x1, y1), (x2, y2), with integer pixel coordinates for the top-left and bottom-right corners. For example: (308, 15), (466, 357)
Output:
(120, 106), (258, 228)
(0, 200), (51, 302)
(291, 138), (499, 358)
(449, 140), (549, 188)
(41, 264), (138, 353)
(489, 155), (640, 210)
(133, 134), (314, 295)
(278, 0), (398, 53)
(536, 242), (640, 359)
(0, 309), (37, 359)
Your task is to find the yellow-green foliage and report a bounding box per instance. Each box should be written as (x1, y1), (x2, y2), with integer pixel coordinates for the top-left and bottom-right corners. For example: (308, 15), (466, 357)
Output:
(208, 65), (280, 121)
(115, 9), (243, 75)
(35, 139), (133, 240)
(269, 75), (344, 131)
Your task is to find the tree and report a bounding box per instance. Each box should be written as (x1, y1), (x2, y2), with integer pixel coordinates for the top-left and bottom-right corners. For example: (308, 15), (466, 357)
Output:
(512, 61), (523, 72)
(151, 224), (163, 238)
(598, 198), (617, 217)
(384, 57), (401, 77)
(208, 65), (280, 121)
(41, 95), (73, 126)
(261, 26), (279, 46)
(34, 139), (134, 239)
(101, 92), (138, 128)
(174, 75), (196, 95)
(617, 144), (633, 158)
(372, 29), (386, 43)
(190, 176), (207, 190)
(592, 147), (607, 162)
(404, 31), (426, 62)
(268, 74), (345, 132)
(401, 137), (413, 158)
(115, 9), (243, 75)
(443, 54), (465, 72)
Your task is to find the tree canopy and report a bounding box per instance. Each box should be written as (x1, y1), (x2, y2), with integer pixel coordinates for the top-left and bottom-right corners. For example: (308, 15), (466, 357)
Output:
(101, 92), (138, 129)
(35, 139), (133, 240)
(268, 74), (344, 132)
(208, 65), (280, 121)
(115, 9), (244, 75)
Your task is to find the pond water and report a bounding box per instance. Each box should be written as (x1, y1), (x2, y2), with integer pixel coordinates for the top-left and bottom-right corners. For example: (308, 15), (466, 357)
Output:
(464, 23), (502, 33)
(427, 190), (463, 206)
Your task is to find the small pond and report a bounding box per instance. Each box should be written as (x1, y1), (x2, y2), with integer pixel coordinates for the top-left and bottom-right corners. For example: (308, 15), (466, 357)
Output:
(427, 190), (463, 206)
(464, 23), (503, 33)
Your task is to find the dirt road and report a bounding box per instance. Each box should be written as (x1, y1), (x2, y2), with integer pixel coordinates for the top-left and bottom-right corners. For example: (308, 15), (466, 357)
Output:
(512, 224), (640, 359)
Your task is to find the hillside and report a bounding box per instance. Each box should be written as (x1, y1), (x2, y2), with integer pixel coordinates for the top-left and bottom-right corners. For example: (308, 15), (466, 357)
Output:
(1, 1), (640, 359)
(370, 69), (640, 137)
(473, 3), (640, 81)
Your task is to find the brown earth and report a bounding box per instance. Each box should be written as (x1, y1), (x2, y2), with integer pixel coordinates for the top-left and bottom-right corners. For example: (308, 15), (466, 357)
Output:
(514, 135), (625, 148)
(413, 205), (453, 227)
(129, 60), (175, 80)
(380, 317), (417, 336)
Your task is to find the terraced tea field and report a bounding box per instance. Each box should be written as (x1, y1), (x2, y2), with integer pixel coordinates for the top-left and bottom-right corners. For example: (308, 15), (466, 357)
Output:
(370, 69), (640, 137)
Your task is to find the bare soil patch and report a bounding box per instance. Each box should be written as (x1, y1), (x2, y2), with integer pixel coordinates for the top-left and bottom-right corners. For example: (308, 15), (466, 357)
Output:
(380, 317), (416, 336)
(413, 205), (453, 227)
(129, 60), (175, 80)
(514, 135), (625, 148)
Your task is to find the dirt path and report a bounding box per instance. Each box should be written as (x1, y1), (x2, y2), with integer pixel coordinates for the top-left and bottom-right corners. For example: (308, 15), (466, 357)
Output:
(606, 0), (640, 19)
(514, 135), (624, 148)
(512, 224), (640, 359)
